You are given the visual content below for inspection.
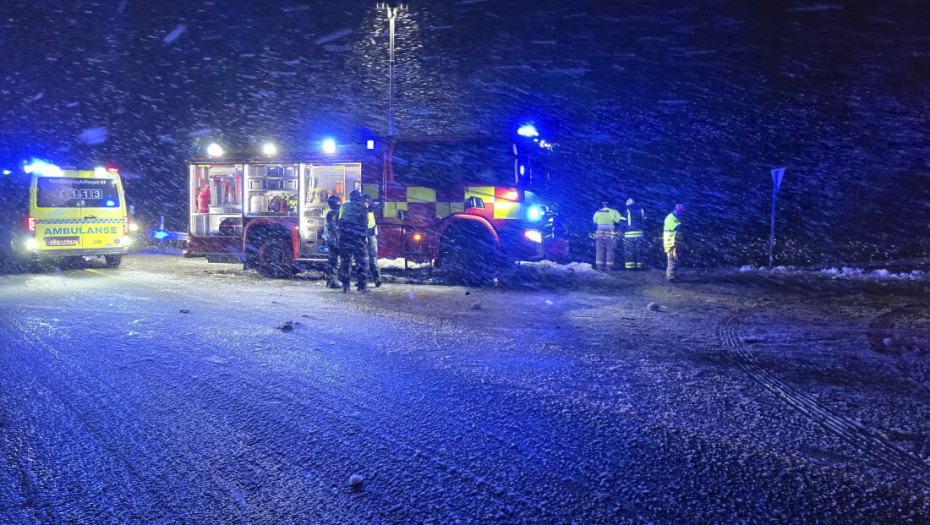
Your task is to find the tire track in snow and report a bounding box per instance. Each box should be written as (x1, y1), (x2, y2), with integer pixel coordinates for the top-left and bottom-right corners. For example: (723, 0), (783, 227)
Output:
(207, 352), (558, 522)
(866, 307), (930, 395)
(718, 315), (930, 489)
(0, 307), (308, 523)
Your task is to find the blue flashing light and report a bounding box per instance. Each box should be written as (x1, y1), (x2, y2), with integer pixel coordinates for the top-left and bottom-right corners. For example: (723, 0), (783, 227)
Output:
(2, 170), (10, 175)
(322, 138), (337, 154)
(517, 124), (539, 138)
(527, 205), (542, 221)
(152, 230), (169, 240)
(105, 199), (116, 207)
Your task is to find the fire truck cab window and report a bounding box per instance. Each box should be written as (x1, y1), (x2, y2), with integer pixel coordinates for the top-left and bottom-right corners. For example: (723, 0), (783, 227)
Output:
(392, 139), (518, 188)
(465, 196), (485, 209)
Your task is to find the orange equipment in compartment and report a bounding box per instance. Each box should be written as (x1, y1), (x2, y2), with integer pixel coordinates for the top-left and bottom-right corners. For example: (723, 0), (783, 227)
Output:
(197, 186), (211, 213)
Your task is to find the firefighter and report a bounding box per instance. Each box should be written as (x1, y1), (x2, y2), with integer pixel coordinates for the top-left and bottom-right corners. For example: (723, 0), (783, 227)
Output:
(323, 195), (342, 289)
(338, 189), (370, 293)
(663, 204), (686, 282)
(592, 201), (624, 271)
(624, 198), (646, 270)
(363, 193), (382, 287)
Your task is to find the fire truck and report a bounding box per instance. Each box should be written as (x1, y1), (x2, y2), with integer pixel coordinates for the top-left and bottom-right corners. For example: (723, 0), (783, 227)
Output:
(185, 135), (566, 283)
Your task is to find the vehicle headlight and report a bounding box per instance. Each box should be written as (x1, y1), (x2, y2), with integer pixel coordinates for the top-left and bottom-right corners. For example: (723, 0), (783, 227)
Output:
(25, 238), (39, 250)
(524, 229), (543, 243)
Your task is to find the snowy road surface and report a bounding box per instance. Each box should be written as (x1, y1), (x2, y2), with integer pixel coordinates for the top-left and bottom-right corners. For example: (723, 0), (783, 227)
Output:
(1, 254), (929, 523)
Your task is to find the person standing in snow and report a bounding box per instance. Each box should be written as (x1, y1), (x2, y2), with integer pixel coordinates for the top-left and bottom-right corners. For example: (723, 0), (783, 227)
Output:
(663, 204), (686, 281)
(323, 195), (342, 289)
(592, 201), (625, 272)
(623, 198), (646, 270)
(363, 193), (382, 287)
(338, 189), (370, 293)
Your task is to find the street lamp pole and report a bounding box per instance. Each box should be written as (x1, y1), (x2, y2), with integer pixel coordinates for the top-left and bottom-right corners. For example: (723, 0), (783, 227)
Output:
(377, 3), (406, 136)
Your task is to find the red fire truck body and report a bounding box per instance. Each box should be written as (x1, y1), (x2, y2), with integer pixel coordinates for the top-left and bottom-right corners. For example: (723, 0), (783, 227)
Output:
(186, 136), (566, 280)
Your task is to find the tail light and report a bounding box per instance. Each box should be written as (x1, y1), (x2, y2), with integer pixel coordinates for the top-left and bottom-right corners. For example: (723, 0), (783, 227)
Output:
(26, 216), (36, 233)
(123, 216), (129, 233)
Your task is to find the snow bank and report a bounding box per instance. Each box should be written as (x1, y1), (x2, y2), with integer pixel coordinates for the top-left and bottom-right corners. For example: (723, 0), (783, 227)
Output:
(518, 260), (600, 275)
(820, 267), (925, 280)
(740, 264), (926, 281)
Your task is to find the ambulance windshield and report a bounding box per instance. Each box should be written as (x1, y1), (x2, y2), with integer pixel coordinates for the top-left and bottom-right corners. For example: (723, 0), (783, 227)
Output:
(36, 177), (121, 208)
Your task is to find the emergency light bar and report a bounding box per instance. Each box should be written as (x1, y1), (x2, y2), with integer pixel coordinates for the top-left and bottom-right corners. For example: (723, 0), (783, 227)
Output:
(24, 160), (62, 177)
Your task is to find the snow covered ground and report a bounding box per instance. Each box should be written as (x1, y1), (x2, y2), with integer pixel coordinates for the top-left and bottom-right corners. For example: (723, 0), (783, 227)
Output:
(1, 252), (927, 522)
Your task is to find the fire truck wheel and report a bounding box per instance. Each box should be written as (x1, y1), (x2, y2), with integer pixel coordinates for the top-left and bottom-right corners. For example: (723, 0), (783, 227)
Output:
(439, 224), (504, 286)
(256, 239), (297, 279)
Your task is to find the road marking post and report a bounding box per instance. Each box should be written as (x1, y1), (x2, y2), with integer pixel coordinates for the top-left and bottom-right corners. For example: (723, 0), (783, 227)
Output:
(769, 167), (786, 267)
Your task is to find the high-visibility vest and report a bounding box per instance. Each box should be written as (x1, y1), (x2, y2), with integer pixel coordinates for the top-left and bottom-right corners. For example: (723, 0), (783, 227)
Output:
(663, 212), (681, 252)
(366, 210), (378, 236)
(593, 207), (623, 231)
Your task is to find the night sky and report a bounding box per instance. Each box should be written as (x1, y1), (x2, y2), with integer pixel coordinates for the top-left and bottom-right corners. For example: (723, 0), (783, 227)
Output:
(1, 0), (928, 266)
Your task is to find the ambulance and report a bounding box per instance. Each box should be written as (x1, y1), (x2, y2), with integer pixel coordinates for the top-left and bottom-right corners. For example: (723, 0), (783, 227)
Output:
(13, 161), (131, 269)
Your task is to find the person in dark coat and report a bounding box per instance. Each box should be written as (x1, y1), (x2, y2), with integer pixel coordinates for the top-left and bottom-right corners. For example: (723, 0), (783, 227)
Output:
(623, 198), (646, 270)
(338, 189), (370, 292)
(323, 195), (342, 288)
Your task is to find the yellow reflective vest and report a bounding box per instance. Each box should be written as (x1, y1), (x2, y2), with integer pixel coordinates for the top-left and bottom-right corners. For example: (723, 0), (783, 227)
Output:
(593, 207), (623, 232)
(663, 212), (682, 252)
(367, 210), (378, 236)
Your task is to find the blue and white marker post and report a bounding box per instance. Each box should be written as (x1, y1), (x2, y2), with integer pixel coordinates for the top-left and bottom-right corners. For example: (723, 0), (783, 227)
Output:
(769, 167), (786, 267)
